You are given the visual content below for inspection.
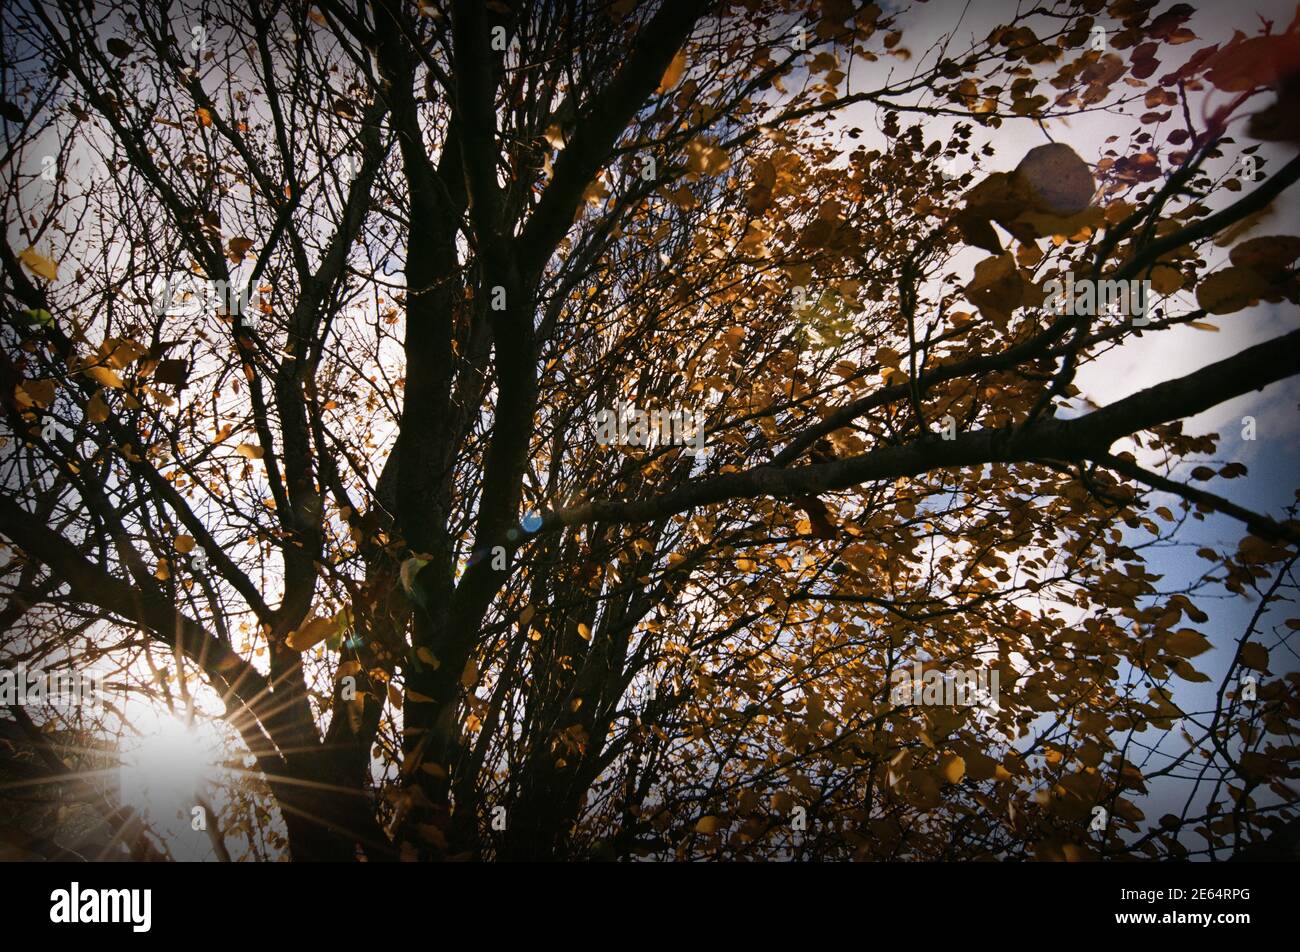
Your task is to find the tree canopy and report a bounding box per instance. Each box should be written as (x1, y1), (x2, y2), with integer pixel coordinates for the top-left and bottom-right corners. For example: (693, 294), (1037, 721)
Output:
(1, 0), (1299, 861)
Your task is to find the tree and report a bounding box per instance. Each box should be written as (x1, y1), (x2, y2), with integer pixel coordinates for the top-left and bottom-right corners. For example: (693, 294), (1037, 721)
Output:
(1, 0), (1298, 861)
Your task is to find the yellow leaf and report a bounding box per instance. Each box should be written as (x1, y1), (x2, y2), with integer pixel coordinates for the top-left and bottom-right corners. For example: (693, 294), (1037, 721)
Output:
(694, 815), (720, 834)
(388, 684), (403, 709)
(195, 107), (213, 127)
(543, 123), (567, 150)
(416, 646), (440, 669)
(84, 365), (124, 389)
(174, 534), (196, 553)
(577, 622), (591, 642)
(939, 753), (966, 784)
(87, 390), (109, 422)
(154, 558), (171, 581)
(235, 442), (264, 460)
(657, 50), (686, 93)
(684, 139), (731, 177)
(99, 338), (147, 368)
(19, 247), (59, 281)
(286, 615), (334, 652)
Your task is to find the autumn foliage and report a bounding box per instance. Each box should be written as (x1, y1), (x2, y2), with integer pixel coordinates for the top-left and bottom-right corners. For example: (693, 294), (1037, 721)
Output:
(1, 0), (1299, 862)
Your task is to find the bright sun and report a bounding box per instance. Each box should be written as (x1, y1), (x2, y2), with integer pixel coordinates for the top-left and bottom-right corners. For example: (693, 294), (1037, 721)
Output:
(118, 708), (216, 826)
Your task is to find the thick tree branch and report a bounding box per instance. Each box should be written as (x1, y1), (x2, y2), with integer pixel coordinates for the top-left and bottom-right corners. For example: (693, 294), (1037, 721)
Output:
(541, 329), (1300, 531)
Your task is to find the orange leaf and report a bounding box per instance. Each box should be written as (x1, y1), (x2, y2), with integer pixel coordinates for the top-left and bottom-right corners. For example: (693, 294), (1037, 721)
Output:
(657, 51), (686, 93)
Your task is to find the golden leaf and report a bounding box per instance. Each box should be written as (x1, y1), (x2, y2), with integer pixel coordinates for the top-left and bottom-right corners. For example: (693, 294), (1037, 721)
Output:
(1165, 629), (1211, 658)
(18, 247), (58, 281)
(100, 338), (147, 369)
(86, 390), (107, 423)
(286, 616), (333, 652)
(84, 365), (124, 389)
(16, 378), (56, 409)
(657, 50), (686, 93)
(939, 753), (966, 784)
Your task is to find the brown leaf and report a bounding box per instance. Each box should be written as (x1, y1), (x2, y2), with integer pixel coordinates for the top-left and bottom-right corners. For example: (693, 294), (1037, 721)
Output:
(1238, 642), (1269, 670)
(1012, 143), (1095, 216)
(1229, 235), (1300, 279)
(1149, 264), (1184, 294)
(154, 359), (189, 388)
(15, 378), (56, 409)
(227, 236), (254, 263)
(1195, 267), (1260, 314)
